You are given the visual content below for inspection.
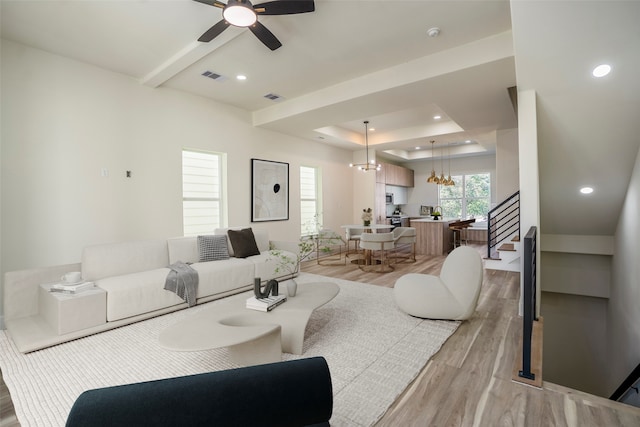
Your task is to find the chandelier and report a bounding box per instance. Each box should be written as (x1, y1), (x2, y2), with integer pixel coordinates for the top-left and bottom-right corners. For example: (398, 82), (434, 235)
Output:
(426, 140), (455, 186)
(349, 120), (381, 172)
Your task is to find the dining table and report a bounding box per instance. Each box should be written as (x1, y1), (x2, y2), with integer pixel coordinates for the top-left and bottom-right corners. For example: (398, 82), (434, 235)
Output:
(341, 224), (394, 265)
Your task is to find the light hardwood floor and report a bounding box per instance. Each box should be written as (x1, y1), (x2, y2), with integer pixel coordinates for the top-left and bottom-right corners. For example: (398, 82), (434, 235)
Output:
(2, 245), (640, 426)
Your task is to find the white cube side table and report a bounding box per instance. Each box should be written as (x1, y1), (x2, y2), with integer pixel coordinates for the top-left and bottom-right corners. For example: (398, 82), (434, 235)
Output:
(39, 284), (107, 335)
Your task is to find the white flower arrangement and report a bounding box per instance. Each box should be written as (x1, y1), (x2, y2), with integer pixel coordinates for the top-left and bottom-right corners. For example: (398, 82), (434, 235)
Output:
(361, 208), (373, 222)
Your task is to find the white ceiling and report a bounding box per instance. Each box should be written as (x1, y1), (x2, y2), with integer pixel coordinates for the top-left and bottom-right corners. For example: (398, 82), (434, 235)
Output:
(2, 0), (639, 236)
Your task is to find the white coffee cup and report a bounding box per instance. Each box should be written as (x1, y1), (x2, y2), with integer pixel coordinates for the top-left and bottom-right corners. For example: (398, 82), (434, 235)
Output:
(61, 271), (82, 283)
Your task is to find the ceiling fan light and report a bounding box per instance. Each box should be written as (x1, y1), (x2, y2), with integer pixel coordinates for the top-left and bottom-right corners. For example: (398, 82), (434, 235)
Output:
(223, 3), (257, 27)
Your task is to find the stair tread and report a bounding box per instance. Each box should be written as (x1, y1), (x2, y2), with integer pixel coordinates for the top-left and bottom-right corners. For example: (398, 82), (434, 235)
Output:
(511, 236), (520, 242)
(498, 243), (516, 251)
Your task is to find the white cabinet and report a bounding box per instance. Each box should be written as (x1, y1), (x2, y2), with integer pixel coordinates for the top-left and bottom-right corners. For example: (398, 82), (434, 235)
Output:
(387, 185), (407, 205)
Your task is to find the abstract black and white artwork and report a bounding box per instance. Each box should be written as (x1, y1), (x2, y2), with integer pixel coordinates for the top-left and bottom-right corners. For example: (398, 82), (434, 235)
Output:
(251, 158), (289, 222)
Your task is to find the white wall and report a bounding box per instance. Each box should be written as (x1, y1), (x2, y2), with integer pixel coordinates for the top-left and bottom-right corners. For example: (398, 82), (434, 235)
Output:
(609, 141), (640, 394)
(496, 128), (519, 201)
(0, 40), (355, 320)
(541, 291), (609, 396)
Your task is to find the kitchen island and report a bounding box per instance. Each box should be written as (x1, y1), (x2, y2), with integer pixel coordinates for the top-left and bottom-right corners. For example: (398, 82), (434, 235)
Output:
(409, 217), (458, 255)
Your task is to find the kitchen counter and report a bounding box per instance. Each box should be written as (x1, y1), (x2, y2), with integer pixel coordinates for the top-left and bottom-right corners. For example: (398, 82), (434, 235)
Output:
(410, 217), (458, 223)
(409, 218), (459, 255)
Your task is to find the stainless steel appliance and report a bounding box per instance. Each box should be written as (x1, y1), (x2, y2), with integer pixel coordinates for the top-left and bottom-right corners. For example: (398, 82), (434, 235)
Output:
(389, 216), (402, 229)
(385, 193), (393, 204)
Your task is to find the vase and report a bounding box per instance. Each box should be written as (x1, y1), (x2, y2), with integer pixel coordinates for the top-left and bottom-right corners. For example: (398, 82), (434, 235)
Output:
(364, 220), (371, 226)
(285, 278), (298, 297)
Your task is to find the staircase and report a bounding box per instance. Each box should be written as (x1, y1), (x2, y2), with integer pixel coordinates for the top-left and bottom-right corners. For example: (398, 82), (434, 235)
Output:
(484, 234), (521, 272)
(484, 191), (521, 272)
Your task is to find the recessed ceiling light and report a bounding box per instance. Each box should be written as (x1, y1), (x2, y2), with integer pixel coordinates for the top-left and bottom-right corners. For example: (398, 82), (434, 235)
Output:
(433, 115), (441, 120)
(465, 140), (472, 144)
(415, 147), (421, 150)
(236, 74), (247, 80)
(592, 64), (611, 78)
(427, 27), (440, 38)
(580, 186), (594, 194)
(369, 128), (376, 132)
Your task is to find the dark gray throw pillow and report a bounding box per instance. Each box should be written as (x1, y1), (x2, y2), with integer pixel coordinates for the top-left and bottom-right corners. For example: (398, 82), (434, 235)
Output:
(227, 228), (261, 258)
(197, 235), (230, 262)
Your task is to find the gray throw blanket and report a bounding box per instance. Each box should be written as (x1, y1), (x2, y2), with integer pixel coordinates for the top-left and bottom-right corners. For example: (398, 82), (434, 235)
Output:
(165, 262), (199, 307)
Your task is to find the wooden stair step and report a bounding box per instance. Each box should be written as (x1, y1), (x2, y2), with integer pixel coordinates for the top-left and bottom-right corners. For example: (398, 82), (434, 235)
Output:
(498, 243), (516, 252)
(511, 236), (520, 242)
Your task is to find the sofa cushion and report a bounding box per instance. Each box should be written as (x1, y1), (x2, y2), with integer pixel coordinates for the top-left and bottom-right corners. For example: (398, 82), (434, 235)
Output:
(167, 236), (198, 265)
(197, 235), (229, 262)
(227, 228), (261, 258)
(191, 258), (254, 297)
(82, 240), (169, 282)
(96, 268), (184, 322)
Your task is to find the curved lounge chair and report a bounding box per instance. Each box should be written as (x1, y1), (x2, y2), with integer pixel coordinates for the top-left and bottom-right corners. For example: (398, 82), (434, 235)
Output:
(394, 246), (483, 320)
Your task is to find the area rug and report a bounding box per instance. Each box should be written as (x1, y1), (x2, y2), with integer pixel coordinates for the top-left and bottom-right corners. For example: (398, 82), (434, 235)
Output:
(0, 273), (459, 427)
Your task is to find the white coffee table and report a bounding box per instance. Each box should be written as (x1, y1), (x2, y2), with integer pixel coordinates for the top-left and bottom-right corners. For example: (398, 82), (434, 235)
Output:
(158, 282), (339, 366)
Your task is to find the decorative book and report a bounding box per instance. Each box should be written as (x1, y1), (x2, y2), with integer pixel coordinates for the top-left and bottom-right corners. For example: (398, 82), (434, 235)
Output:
(49, 281), (96, 294)
(246, 294), (287, 312)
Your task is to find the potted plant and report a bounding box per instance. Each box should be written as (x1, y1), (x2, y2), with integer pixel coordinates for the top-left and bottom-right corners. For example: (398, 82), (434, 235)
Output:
(432, 211), (441, 220)
(268, 236), (316, 296)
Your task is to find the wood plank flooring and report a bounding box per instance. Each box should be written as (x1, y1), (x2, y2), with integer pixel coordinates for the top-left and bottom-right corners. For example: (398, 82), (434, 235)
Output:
(307, 246), (640, 426)
(2, 245), (640, 426)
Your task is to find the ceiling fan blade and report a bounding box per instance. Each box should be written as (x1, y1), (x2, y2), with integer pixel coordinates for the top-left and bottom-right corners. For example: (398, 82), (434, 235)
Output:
(254, 0), (314, 15)
(198, 19), (231, 42)
(193, 0), (226, 8)
(249, 21), (282, 50)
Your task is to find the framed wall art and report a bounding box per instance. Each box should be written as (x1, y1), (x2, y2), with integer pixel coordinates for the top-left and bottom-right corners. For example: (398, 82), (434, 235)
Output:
(251, 158), (289, 222)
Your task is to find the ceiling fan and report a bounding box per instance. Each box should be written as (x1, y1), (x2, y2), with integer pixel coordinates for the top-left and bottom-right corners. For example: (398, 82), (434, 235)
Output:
(193, 0), (315, 51)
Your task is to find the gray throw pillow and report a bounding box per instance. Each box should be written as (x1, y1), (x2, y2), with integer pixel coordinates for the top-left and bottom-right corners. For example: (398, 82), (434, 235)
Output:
(197, 235), (230, 262)
(227, 228), (261, 258)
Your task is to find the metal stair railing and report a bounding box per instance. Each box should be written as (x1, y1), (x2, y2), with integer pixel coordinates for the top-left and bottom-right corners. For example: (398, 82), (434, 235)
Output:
(519, 226), (538, 381)
(487, 190), (520, 259)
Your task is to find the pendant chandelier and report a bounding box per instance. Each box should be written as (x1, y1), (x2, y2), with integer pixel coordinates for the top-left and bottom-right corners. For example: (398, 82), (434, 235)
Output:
(444, 143), (455, 186)
(349, 120), (381, 172)
(426, 140), (441, 183)
(427, 140), (456, 186)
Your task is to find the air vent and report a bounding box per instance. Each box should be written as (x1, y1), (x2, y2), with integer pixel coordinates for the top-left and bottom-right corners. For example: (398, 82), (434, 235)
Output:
(201, 71), (227, 82)
(264, 93), (285, 102)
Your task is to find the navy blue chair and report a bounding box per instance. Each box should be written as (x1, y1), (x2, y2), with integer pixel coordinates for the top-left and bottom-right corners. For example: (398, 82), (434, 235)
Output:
(66, 357), (333, 427)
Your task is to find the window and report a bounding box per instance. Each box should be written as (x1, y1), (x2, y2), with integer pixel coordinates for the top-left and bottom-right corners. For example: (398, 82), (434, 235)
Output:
(182, 150), (225, 236)
(300, 166), (321, 235)
(439, 173), (490, 220)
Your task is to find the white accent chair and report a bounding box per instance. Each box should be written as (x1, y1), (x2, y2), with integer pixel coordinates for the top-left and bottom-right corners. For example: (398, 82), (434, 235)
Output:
(345, 227), (364, 257)
(359, 232), (395, 273)
(392, 227), (417, 263)
(394, 246), (483, 320)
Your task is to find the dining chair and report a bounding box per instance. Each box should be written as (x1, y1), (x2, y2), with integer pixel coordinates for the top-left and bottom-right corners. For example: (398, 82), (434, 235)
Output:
(316, 229), (347, 265)
(359, 232), (395, 273)
(345, 227), (364, 257)
(392, 227), (416, 263)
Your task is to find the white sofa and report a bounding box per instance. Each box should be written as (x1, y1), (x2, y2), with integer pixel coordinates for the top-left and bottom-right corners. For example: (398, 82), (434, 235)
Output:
(3, 228), (297, 353)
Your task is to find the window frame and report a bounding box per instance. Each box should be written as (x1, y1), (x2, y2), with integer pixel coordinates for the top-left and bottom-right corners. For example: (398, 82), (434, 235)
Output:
(300, 165), (322, 236)
(182, 149), (226, 236)
(439, 172), (491, 220)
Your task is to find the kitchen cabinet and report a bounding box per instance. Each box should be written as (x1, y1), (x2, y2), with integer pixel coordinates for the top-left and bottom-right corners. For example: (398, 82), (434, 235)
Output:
(387, 185), (407, 205)
(375, 182), (386, 224)
(378, 162), (414, 187)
